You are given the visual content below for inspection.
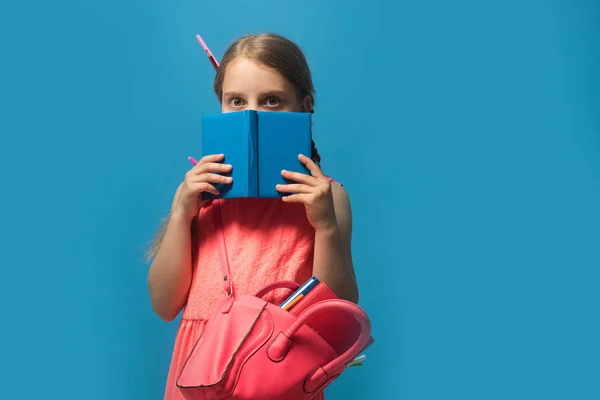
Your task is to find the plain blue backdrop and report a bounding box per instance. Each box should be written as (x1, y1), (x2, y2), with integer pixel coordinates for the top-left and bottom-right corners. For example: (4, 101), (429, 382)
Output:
(1, 0), (598, 399)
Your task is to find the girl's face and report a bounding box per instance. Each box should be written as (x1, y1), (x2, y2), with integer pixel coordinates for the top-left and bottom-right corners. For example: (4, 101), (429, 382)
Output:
(221, 58), (310, 113)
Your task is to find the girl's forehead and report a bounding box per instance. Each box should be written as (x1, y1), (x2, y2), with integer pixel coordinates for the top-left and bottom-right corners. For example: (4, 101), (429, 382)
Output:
(222, 58), (295, 95)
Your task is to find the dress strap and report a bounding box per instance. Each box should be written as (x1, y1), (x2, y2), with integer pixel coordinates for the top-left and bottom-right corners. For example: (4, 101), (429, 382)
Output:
(324, 175), (343, 186)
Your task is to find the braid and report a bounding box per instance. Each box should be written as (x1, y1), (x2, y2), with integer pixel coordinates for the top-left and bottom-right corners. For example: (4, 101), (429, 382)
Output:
(311, 137), (321, 166)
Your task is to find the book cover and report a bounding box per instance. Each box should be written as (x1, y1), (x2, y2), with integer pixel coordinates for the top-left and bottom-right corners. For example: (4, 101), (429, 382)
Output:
(257, 111), (312, 198)
(200, 110), (258, 200)
(199, 111), (312, 199)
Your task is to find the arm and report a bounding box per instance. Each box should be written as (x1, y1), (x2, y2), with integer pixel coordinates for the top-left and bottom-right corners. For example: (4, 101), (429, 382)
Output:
(277, 154), (359, 303)
(147, 184), (194, 322)
(312, 183), (359, 303)
(147, 154), (233, 321)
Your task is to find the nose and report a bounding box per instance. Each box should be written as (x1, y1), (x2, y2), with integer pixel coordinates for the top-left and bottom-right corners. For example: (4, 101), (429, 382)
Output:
(245, 101), (259, 111)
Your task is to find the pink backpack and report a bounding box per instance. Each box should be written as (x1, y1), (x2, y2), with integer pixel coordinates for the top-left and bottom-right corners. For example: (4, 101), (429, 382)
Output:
(176, 200), (373, 399)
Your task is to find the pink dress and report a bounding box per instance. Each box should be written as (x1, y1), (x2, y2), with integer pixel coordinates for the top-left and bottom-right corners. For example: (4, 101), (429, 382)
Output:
(163, 196), (330, 400)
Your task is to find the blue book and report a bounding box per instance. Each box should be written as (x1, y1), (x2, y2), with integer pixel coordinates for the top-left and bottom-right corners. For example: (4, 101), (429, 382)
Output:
(200, 111), (312, 199)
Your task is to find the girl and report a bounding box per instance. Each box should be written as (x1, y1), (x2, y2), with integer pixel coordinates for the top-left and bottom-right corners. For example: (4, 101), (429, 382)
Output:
(147, 32), (359, 400)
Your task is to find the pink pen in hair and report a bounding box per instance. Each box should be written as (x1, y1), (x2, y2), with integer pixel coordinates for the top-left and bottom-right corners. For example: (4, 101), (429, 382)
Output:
(188, 156), (198, 165)
(196, 34), (219, 70)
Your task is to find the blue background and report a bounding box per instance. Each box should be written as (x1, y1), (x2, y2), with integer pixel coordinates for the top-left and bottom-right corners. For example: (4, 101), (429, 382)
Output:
(1, 0), (598, 398)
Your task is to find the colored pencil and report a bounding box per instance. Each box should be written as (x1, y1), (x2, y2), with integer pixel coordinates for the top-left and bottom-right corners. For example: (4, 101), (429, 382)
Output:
(196, 34), (219, 71)
(280, 276), (319, 310)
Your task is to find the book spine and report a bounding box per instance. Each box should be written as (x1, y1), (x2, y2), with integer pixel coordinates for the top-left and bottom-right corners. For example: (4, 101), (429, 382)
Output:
(247, 110), (259, 197)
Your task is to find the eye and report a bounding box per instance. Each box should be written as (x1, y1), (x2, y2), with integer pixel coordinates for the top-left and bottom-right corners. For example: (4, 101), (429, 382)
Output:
(230, 97), (244, 107)
(265, 96), (280, 107)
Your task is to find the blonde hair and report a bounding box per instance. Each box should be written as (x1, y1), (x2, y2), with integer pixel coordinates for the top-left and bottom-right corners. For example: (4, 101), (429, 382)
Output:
(146, 33), (320, 260)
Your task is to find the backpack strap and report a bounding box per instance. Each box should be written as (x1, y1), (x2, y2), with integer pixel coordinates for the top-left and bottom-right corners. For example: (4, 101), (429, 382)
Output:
(211, 200), (234, 298)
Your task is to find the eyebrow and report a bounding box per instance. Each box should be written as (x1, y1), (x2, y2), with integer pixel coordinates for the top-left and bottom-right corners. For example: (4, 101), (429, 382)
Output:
(222, 90), (290, 98)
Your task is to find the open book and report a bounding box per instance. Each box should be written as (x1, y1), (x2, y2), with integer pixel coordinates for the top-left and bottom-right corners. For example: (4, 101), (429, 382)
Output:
(200, 110), (312, 199)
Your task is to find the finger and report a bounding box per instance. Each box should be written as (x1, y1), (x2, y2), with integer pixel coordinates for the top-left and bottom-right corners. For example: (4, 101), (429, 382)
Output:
(298, 154), (325, 178)
(275, 183), (313, 194)
(198, 153), (225, 164)
(193, 162), (232, 174)
(281, 169), (319, 186)
(190, 182), (220, 196)
(192, 173), (232, 185)
(281, 193), (310, 204)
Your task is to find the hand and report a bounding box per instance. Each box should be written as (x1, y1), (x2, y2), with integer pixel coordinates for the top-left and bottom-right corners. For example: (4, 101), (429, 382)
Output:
(276, 154), (337, 231)
(172, 154), (232, 221)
